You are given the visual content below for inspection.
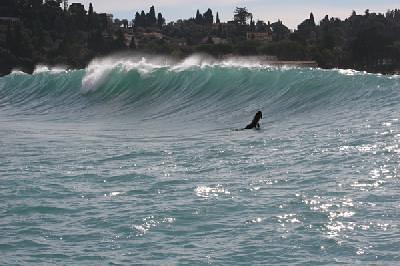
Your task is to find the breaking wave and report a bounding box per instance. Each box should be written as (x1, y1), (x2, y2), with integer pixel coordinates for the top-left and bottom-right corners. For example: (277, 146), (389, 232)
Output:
(0, 54), (399, 126)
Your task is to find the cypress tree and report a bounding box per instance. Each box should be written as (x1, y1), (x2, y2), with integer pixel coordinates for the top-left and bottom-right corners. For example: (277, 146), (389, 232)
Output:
(134, 12), (141, 27)
(249, 15), (255, 31)
(88, 3), (94, 29)
(88, 3), (93, 17)
(309, 12), (315, 26)
(157, 12), (165, 28)
(216, 12), (220, 24)
(140, 10), (146, 26)
(149, 6), (156, 25)
(195, 10), (203, 24)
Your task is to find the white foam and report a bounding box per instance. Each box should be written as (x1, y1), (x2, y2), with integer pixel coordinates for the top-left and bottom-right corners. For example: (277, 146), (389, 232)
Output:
(81, 55), (171, 93)
(33, 65), (68, 74)
(170, 54), (221, 71)
(195, 184), (230, 198)
(10, 69), (27, 75)
(336, 68), (367, 76)
(80, 54), (305, 93)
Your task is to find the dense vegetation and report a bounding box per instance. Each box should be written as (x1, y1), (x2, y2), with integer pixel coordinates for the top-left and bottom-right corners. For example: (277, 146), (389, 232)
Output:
(1, 0), (400, 75)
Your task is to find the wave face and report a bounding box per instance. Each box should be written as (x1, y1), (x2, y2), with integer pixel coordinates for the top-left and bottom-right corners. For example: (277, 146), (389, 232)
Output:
(0, 55), (399, 127)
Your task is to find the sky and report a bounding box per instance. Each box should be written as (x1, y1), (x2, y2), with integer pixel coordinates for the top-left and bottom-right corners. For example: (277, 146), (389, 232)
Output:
(73, 0), (400, 29)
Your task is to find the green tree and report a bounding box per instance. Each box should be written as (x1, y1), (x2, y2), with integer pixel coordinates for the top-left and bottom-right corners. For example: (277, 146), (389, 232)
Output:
(195, 10), (203, 24)
(270, 20), (290, 41)
(296, 12), (317, 44)
(203, 8), (213, 24)
(134, 12), (142, 27)
(157, 12), (165, 28)
(140, 10), (146, 26)
(234, 7), (252, 25)
(148, 6), (157, 26)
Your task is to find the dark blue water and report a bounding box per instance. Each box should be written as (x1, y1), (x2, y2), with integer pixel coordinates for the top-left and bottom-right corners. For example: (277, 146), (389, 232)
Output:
(1, 56), (400, 265)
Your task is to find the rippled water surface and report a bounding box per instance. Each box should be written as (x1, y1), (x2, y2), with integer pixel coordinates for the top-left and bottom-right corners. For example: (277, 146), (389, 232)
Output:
(1, 57), (400, 264)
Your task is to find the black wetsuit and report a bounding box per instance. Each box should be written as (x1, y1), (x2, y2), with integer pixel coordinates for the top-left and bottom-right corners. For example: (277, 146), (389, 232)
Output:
(245, 111), (262, 129)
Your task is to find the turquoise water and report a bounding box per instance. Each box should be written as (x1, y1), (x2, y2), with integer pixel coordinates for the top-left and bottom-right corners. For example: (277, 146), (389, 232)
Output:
(1, 56), (400, 265)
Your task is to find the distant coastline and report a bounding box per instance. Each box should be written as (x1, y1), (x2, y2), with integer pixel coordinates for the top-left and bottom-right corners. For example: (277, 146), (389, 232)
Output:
(1, 1), (399, 76)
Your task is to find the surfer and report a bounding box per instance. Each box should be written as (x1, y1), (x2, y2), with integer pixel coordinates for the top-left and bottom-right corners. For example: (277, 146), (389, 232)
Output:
(245, 111), (262, 129)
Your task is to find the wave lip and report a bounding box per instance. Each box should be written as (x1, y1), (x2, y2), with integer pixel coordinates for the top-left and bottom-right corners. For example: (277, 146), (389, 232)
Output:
(81, 54), (303, 93)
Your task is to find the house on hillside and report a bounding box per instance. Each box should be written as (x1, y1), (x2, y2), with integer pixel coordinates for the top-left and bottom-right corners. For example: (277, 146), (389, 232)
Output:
(132, 31), (164, 47)
(246, 31), (272, 42)
(142, 32), (163, 40)
(200, 36), (228, 45)
(166, 37), (187, 47)
(0, 17), (20, 25)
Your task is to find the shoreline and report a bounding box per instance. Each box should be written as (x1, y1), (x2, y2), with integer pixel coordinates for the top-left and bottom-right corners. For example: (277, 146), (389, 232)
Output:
(265, 60), (318, 68)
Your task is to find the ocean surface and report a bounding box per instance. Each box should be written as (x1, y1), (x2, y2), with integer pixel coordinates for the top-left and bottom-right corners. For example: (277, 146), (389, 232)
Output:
(1, 55), (400, 265)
